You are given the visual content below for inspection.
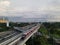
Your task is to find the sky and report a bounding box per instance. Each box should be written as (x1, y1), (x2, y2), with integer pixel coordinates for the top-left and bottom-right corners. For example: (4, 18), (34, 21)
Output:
(0, 0), (60, 18)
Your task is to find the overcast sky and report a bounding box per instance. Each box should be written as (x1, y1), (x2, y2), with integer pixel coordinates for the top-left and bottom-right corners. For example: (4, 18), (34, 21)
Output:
(0, 0), (60, 18)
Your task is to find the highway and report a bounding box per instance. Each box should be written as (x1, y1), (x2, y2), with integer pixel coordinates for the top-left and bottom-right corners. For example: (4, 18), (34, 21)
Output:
(0, 23), (40, 45)
(0, 31), (14, 36)
(0, 32), (20, 45)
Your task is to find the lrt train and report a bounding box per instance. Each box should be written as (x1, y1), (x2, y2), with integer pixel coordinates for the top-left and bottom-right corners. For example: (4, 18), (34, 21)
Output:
(14, 24), (39, 39)
(21, 25), (39, 39)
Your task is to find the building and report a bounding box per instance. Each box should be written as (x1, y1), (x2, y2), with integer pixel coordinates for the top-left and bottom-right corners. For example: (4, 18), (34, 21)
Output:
(0, 17), (9, 27)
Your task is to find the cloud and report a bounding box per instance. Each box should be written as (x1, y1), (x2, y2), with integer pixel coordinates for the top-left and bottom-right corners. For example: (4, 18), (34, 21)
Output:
(0, 0), (60, 18)
(0, 1), (10, 8)
(0, 8), (7, 13)
(10, 7), (33, 13)
(38, 6), (60, 12)
(0, 1), (11, 13)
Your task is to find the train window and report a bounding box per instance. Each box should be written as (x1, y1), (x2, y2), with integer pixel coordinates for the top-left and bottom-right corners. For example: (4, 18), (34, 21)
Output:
(23, 34), (26, 36)
(22, 34), (26, 37)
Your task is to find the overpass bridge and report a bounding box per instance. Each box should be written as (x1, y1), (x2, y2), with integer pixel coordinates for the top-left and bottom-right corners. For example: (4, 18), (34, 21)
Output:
(0, 24), (41, 45)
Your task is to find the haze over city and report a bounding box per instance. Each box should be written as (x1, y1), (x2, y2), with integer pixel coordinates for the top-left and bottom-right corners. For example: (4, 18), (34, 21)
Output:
(0, 0), (60, 22)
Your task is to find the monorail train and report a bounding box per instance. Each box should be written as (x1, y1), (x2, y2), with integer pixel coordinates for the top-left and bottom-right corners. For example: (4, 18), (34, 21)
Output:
(14, 24), (40, 39)
(21, 24), (39, 39)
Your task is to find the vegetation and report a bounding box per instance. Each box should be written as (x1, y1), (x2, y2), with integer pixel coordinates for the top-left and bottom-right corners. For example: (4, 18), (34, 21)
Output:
(26, 35), (49, 45)
(9, 22), (30, 27)
(26, 22), (60, 45)
(0, 23), (30, 32)
(43, 22), (60, 38)
(38, 25), (48, 35)
(0, 27), (10, 32)
(0, 23), (6, 27)
(0, 23), (10, 32)
(26, 24), (51, 45)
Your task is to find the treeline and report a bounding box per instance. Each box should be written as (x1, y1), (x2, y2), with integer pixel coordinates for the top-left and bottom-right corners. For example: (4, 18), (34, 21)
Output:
(9, 22), (30, 27)
(0, 23), (6, 27)
(0, 23), (30, 32)
(0, 23), (10, 32)
(26, 22), (60, 45)
(26, 24), (49, 45)
(43, 22), (60, 38)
